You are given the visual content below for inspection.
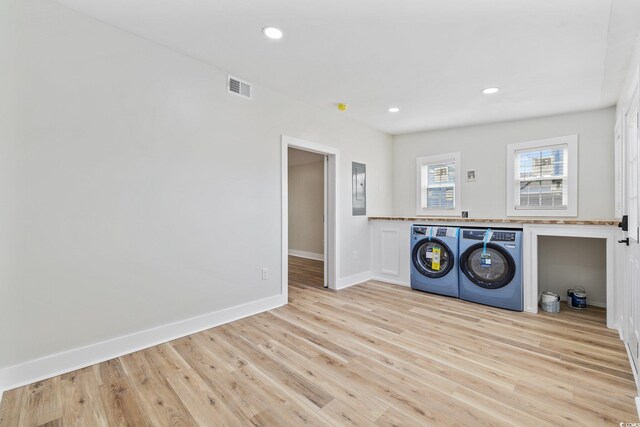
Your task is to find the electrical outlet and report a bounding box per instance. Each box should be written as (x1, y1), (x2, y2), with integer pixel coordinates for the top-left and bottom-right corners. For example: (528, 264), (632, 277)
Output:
(261, 268), (269, 280)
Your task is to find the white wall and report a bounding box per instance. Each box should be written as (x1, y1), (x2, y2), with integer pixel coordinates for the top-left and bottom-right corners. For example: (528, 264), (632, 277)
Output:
(0, 0), (392, 372)
(288, 160), (324, 257)
(538, 236), (606, 307)
(393, 108), (616, 220)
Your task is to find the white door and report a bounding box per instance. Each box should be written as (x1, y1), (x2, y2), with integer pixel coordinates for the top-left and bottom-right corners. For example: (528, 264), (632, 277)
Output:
(623, 84), (640, 378)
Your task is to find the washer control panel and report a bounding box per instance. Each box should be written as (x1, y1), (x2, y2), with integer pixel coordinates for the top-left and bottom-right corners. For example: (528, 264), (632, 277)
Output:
(492, 231), (517, 242)
(462, 230), (516, 242)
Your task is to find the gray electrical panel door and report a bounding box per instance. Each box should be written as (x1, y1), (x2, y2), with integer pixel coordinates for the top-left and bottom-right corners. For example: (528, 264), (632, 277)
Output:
(352, 162), (366, 216)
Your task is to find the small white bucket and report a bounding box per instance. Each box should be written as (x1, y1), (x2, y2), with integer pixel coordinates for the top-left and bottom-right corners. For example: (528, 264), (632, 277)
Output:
(540, 292), (560, 313)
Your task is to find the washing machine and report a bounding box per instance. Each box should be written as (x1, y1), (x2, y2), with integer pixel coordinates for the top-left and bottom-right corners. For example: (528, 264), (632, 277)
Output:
(410, 225), (460, 297)
(458, 228), (523, 311)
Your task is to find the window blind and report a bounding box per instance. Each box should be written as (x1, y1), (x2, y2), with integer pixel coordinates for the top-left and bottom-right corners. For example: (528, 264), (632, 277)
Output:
(515, 144), (568, 209)
(424, 162), (456, 209)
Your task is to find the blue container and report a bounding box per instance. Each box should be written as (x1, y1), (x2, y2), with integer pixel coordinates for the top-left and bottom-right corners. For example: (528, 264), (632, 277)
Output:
(567, 289), (587, 309)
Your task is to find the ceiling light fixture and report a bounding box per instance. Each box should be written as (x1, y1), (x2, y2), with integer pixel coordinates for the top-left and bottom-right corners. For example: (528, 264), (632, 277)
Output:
(388, 107), (400, 113)
(262, 26), (283, 40)
(482, 87), (500, 95)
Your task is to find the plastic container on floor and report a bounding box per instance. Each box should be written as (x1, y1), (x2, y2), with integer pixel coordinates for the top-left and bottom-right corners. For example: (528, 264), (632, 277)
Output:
(540, 292), (560, 313)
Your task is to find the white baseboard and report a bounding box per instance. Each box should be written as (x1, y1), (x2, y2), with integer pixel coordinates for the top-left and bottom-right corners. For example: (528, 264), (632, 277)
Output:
(0, 294), (286, 393)
(370, 276), (410, 287)
(618, 316), (624, 337)
(336, 271), (372, 290)
(288, 250), (324, 261)
(623, 336), (640, 410)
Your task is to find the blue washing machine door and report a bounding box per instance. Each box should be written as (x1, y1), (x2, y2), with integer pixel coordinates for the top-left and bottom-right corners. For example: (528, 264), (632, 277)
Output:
(460, 243), (515, 289)
(412, 238), (455, 279)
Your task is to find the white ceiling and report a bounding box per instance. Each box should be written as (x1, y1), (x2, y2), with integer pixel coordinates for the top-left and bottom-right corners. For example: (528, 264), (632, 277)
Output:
(55, 0), (640, 135)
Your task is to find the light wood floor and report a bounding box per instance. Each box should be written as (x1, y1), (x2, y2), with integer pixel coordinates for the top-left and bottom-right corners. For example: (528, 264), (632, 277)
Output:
(289, 255), (324, 288)
(0, 257), (637, 426)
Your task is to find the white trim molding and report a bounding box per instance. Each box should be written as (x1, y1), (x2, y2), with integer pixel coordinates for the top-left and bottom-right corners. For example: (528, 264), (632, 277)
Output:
(288, 250), (324, 261)
(624, 336), (640, 419)
(336, 271), (371, 290)
(371, 276), (410, 287)
(0, 294), (285, 393)
(522, 224), (617, 328)
(415, 152), (462, 217)
(282, 135), (340, 297)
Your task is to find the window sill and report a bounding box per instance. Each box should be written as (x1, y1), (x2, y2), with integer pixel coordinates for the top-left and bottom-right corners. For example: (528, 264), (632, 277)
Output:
(416, 210), (462, 217)
(506, 208), (577, 217)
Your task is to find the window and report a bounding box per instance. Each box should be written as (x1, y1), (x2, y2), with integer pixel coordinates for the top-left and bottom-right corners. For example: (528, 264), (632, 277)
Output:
(506, 135), (578, 217)
(416, 152), (461, 216)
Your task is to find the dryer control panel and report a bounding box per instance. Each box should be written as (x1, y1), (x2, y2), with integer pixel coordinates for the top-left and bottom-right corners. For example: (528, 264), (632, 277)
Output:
(462, 230), (516, 242)
(412, 226), (456, 237)
(412, 226), (427, 235)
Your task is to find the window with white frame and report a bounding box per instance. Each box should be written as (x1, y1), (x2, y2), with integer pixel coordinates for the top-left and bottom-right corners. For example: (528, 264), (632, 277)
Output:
(416, 153), (461, 216)
(506, 135), (578, 217)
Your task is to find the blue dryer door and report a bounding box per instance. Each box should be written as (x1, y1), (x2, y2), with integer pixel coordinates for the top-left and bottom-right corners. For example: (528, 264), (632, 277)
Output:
(460, 243), (515, 289)
(412, 238), (454, 279)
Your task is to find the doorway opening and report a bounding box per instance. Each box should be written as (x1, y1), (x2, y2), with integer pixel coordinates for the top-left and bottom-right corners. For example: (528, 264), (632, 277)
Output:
(281, 135), (339, 302)
(288, 147), (325, 289)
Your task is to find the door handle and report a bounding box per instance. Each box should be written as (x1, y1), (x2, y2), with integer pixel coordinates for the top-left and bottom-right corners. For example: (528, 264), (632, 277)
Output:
(618, 238), (630, 246)
(619, 215), (629, 231)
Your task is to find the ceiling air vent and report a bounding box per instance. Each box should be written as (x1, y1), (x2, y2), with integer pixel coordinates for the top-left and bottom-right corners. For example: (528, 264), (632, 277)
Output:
(228, 75), (252, 100)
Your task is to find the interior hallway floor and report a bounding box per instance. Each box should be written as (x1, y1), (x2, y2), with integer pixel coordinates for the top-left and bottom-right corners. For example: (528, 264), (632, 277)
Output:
(0, 257), (637, 426)
(289, 255), (324, 288)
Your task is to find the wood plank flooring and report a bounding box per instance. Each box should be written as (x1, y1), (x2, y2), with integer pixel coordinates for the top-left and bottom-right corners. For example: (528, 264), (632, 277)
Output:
(288, 255), (324, 288)
(0, 257), (637, 426)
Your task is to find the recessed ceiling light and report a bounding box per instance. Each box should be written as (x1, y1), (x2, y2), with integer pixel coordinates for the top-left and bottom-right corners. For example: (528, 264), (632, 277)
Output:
(388, 107), (400, 113)
(482, 87), (500, 95)
(262, 26), (283, 40)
